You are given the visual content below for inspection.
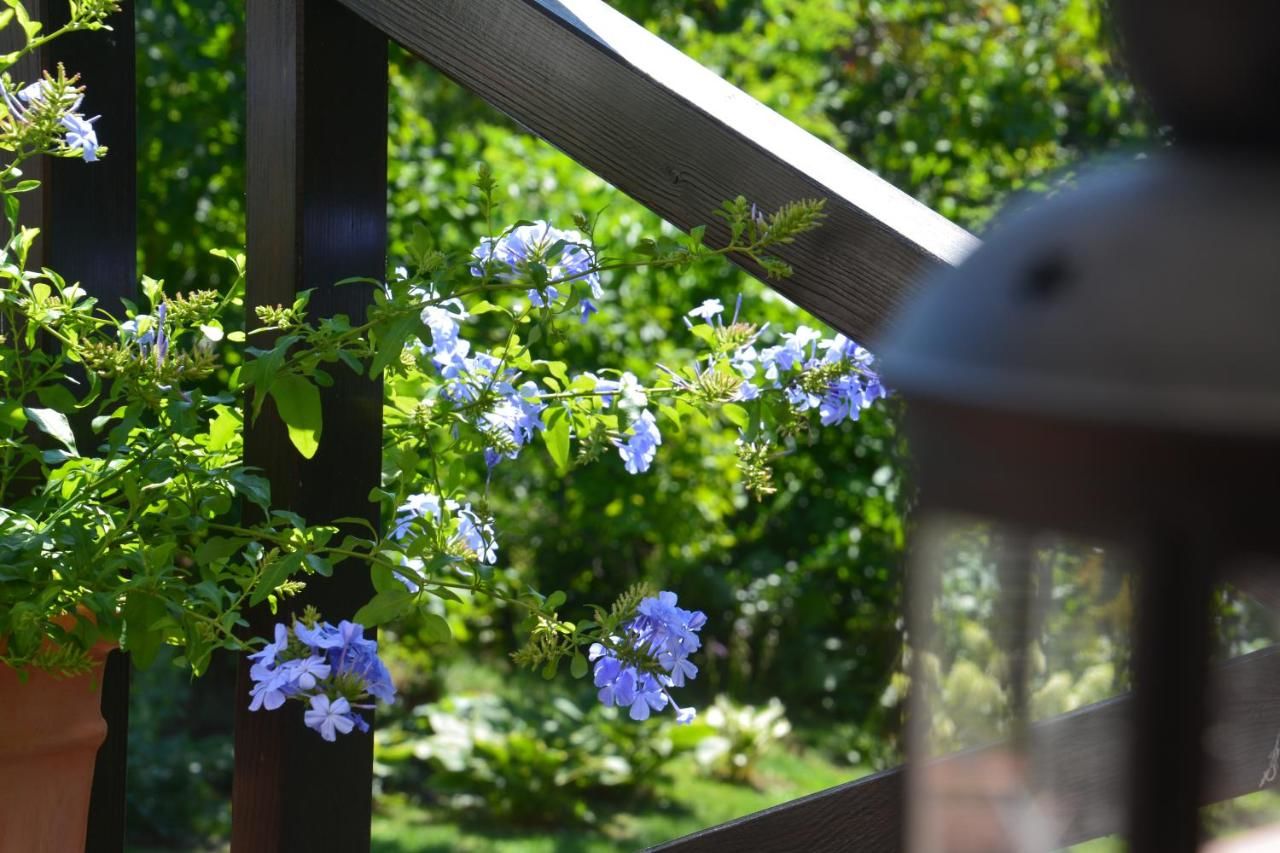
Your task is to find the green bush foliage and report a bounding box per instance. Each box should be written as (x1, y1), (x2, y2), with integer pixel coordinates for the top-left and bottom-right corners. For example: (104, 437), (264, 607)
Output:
(377, 692), (696, 826)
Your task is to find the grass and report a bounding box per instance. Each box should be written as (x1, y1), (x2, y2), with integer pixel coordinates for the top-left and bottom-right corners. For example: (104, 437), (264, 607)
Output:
(370, 747), (860, 852)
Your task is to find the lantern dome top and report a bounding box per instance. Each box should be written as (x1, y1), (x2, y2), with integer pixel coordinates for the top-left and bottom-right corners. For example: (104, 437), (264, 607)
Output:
(878, 154), (1280, 440)
(1112, 0), (1280, 147)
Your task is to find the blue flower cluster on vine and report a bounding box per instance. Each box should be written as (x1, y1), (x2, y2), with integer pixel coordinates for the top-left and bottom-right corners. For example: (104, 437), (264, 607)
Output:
(247, 617), (395, 741)
(589, 590), (705, 723)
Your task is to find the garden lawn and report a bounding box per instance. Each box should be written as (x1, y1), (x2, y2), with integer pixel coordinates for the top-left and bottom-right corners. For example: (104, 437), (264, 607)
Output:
(370, 747), (857, 852)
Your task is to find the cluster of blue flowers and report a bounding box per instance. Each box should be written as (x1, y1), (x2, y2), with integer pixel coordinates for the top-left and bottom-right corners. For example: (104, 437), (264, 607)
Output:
(412, 225), (888, 487)
(589, 591), (705, 723)
(471, 220), (602, 322)
(4, 78), (101, 162)
(247, 618), (395, 741)
(390, 491), (498, 590)
(684, 297), (886, 425)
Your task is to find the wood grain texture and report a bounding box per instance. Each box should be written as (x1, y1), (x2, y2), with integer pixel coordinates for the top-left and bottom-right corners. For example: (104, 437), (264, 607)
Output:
(231, 2), (386, 850)
(0, 4), (138, 851)
(334, 0), (977, 344)
(650, 646), (1280, 852)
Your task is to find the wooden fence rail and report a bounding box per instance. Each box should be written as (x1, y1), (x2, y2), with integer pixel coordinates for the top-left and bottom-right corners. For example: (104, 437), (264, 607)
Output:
(649, 645), (1280, 851)
(335, 0), (978, 345)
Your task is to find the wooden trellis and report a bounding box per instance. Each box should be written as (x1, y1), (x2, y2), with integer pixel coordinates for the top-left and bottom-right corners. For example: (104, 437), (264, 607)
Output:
(34, 0), (1280, 850)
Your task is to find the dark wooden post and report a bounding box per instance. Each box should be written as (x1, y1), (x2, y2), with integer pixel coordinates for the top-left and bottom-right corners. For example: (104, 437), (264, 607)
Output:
(232, 1), (386, 849)
(2, 3), (137, 851)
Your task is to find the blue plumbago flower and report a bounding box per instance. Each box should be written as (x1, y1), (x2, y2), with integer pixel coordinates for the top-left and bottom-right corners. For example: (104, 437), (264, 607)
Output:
(686, 298), (725, 324)
(304, 695), (356, 742)
(482, 380), (546, 466)
(119, 314), (157, 350)
(592, 371), (646, 411)
(247, 616), (395, 741)
(615, 409), (661, 475)
(471, 221), (602, 312)
(436, 348), (523, 408)
(60, 111), (100, 162)
(706, 302), (888, 427)
(420, 299), (468, 361)
(9, 79), (102, 162)
(396, 557), (424, 593)
(391, 492), (444, 539)
(154, 301), (169, 363)
(391, 492), (500, 570)
(590, 590), (705, 723)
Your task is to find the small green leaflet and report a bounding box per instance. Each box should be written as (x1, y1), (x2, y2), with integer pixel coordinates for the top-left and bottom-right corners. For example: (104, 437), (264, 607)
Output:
(23, 406), (78, 455)
(268, 374), (322, 459)
(542, 407), (571, 474)
(721, 403), (751, 430)
(421, 612), (452, 644)
(250, 551), (305, 606)
(353, 587), (414, 627)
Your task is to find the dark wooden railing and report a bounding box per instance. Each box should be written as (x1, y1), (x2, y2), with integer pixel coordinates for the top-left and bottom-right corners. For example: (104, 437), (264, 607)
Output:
(29, 0), (1280, 850)
(230, 3), (387, 850)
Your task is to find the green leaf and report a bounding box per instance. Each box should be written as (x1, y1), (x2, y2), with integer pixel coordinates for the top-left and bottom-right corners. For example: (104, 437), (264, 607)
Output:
(207, 404), (240, 451)
(369, 311), (422, 379)
(689, 324), (718, 346)
(542, 407), (571, 475)
(657, 404), (683, 433)
(303, 554), (333, 577)
(195, 536), (243, 566)
(371, 563), (398, 593)
(545, 590), (566, 610)
(268, 373), (322, 459)
(122, 591), (168, 669)
(250, 551), (306, 606)
(722, 403), (751, 430)
(34, 383), (78, 413)
(23, 407), (78, 455)
(353, 587), (413, 627)
(0, 398), (25, 434)
(421, 612), (452, 644)
(570, 652), (588, 679)
(468, 300), (505, 315)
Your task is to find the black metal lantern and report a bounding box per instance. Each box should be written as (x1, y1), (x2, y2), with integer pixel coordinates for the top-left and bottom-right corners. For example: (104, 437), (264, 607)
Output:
(878, 6), (1280, 850)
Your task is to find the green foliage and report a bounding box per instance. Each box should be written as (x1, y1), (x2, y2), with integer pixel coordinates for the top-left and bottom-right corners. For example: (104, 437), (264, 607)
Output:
(126, 648), (234, 847)
(136, 0), (244, 293)
(376, 692), (696, 826)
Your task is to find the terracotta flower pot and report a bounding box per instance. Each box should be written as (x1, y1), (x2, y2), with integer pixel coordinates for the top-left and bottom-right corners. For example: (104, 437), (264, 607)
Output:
(0, 619), (114, 853)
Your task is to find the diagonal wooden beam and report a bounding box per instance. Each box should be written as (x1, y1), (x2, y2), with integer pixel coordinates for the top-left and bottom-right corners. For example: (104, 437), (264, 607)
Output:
(648, 645), (1280, 852)
(336, 0), (977, 343)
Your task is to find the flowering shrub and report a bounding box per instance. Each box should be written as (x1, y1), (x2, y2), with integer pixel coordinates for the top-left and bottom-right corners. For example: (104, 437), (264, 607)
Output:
(0, 1), (890, 738)
(376, 692), (696, 825)
(692, 696), (793, 784)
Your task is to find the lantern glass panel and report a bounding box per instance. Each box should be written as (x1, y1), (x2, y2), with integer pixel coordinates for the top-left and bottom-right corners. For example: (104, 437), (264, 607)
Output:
(907, 513), (1134, 852)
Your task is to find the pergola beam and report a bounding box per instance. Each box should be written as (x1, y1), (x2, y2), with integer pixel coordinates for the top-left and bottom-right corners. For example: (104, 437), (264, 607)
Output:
(336, 0), (977, 343)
